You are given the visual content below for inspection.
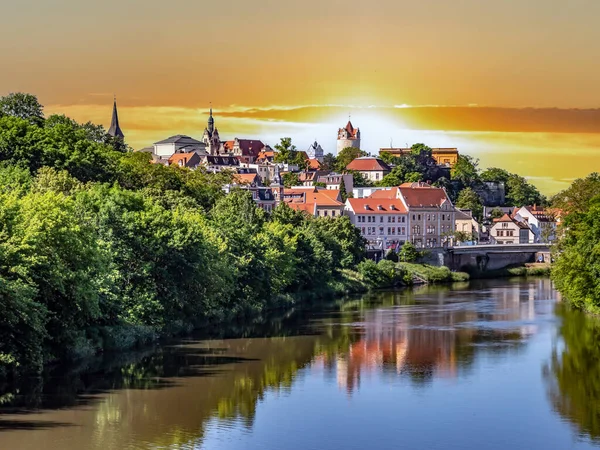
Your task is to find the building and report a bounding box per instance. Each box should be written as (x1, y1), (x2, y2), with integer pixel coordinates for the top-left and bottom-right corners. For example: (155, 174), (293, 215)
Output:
(107, 97), (125, 140)
(167, 152), (201, 168)
(224, 138), (266, 164)
(345, 198), (409, 253)
(317, 172), (353, 192)
(512, 206), (557, 243)
(490, 214), (533, 244)
(337, 120), (361, 153)
(201, 108), (225, 155)
(151, 135), (207, 159)
(199, 155), (239, 172)
(352, 187), (392, 198)
(283, 187), (345, 218)
(223, 175), (281, 213)
(379, 148), (459, 167)
(307, 141), (324, 162)
(454, 209), (480, 241)
(307, 159), (322, 170)
(475, 182), (506, 207)
(346, 157), (391, 184)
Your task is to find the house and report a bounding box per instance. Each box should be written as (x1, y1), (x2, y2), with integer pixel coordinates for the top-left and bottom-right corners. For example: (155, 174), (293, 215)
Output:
(298, 170), (329, 186)
(513, 205), (557, 243)
(346, 157), (391, 184)
(167, 152), (201, 168)
(200, 155), (240, 172)
(344, 198), (409, 253)
(454, 209), (480, 241)
(317, 172), (353, 192)
(397, 183), (456, 248)
(223, 176), (281, 213)
(379, 147), (459, 167)
(307, 159), (322, 170)
(151, 135), (207, 158)
(307, 141), (324, 162)
(283, 187), (345, 218)
(490, 214), (534, 244)
(256, 150), (275, 163)
(240, 161), (281, 185)
(224, 138), (266, 163)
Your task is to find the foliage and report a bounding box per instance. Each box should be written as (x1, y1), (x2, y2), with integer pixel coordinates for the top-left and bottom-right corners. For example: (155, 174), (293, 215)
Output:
(282, 172), (300, 188)
(321, 153), (337, 171)
(335, 147), (367, 172)
(348, 169), (373, 187)
(0, 93), (45, 126)
(451, 155), (480, 186)
(505, 173), (545, 206)
(552, 196), (600, 313)
(551, 172), (600, 217)
(386, 249), (399, 262)
(273, 137), (306, 166)
(455, 187), (483, 221)
(398, 242), (419, 262)
(489, 207), (505, 219)
(357, 259), (404, 288)
(453, 231), (474, 244)
(378, 143), (442, 187)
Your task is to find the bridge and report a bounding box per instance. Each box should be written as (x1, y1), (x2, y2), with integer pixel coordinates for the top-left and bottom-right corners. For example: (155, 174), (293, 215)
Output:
(436, 244), (552, 272)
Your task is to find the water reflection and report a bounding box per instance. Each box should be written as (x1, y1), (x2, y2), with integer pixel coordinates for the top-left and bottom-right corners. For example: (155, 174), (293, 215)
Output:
(546, 305), (600, 443)
(0, 278), (576, 450)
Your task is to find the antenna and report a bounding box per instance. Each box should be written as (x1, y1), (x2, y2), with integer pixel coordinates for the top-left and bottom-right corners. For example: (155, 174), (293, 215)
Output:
(390, 138), (393, 148)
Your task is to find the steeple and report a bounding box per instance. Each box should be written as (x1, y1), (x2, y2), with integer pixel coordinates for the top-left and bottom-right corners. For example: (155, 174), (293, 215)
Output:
(207, 105), (214, 134)
(108, 96), (124, 139)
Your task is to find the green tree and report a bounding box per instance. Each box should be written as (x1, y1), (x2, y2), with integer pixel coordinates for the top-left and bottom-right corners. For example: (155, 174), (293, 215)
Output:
(339, 177), (349, 202)
(0, 93), (44, 126)
(551, 173), (600, 216)
(273, 137), (306, 166)
(489, 207), (505, 219)
(398, 242), (419, 262)
(322, 153), (337, 171)
(455, 187), (483, 221)
(481, 167), (510, 183)
(451, 155), (480, 187)
(336, 147), (367, 172)
(282, 172), (300, 188)
(348, 170), (373, 187)
(505, 174), (544, 206)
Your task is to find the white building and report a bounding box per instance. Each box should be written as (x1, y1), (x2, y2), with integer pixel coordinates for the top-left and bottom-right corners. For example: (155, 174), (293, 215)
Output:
(345, 157), (391, 184)
(490, 214), (534, 244)
(307, 141), (324, 162)
(151, 135), (207, 159)
(513, 206), (557, 243)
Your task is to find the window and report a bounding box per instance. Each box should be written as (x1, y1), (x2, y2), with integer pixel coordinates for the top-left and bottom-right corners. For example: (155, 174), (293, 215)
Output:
(497, 230), (504, 237)
(361, 227), (365, 235)
(442, 214), (445, 220)
(413, 225), (421, 234)
(432, 214), (436, 220)
(412, 214), (416, 220)
(388, 216), (392, 223)
(401, 216), (406, 223)
(392, 227), (396, 235)
(379, 227), (384, 235)
(368, 216), (371, 223)
(392, 216), (396, 223)
(332, 211), (336, 217)
(427, 214), (431, 221)
(380, 216), (384, 223)
(376, 173), (380, 180)
(387, 227), (391, 235)
(418, 214), (421, 220)
(427, 225), (436, 234)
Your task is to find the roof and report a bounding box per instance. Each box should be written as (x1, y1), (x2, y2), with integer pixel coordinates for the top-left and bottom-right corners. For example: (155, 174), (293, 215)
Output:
(154, 135), (202, 145)
(202, 155), (239, 166)
(340, 121), (359, 139)
(233, 139), (265, 157)
(398, 182), (452, 208)
(288, 203), (317, 214)
(321, 190), (341, 201)
(108, 99), (124, 139)
(167, 152), (200, 167)
(234, 173), (259, 185)
(308, 159), (322, 170)
(346, 157), (391, 172)
(493, 214), (514, 223)
(256, 150), (275, 162)
(283, 189), (344, 208)
(346, 198), (407, 214)
(455, 209), (474, 221)
(368, 188), (399, 199)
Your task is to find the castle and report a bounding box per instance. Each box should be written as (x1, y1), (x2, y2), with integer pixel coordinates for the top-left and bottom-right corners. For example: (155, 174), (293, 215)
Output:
(337, 120), (361, 153)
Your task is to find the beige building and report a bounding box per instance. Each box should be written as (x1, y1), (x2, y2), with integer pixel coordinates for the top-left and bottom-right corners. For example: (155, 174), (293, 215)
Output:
(490, 214), (534, 244)
(346, 157), (391, 184)
(455, 209), (480, 241)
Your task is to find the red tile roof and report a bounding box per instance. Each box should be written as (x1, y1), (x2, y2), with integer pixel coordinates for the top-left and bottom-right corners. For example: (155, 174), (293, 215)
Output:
(321, 190), (341, 201)
(368, 188), (399, 199)
(167, 152), (199, 167)
(346, 198), (407, 214)
(233, 173), (259, 185)
(308, 158), (321, 170)
(346, 157), (391, 172)
(343, 121), (359, 139)
(398, 183), (452, 208)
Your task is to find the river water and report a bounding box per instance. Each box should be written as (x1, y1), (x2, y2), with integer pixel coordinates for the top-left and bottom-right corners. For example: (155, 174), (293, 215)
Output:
(1, 278), (599, 450)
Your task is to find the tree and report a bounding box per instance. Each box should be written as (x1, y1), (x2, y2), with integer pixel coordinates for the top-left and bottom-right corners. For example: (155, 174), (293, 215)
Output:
(489, 207), (505, 219)
(398, 242), (419, 262)
(505, 174), (544, 206)
(336, 147), (367, 172)
(455, 187), (483, 221)
(273, 137), (306, 166)
(348, 170), (373, 187)
(453, 230), (473, 244)
(552, 173), (600, 217)
(0, 93), (44, 126)
(282, 172), (300, 188)
(481, 167), (510, 183)
(339, 177), (349, 202)
(322, 153), (337, 171)
(451, 155), (480, 187)
(313, 181), (326, 188)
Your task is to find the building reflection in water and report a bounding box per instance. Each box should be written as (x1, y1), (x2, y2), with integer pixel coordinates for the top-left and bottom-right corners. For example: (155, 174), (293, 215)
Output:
(317, 278), (556, 395)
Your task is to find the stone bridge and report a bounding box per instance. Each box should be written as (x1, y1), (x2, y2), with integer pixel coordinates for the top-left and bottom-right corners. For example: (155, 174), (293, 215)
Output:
(436, 244), (552, 272)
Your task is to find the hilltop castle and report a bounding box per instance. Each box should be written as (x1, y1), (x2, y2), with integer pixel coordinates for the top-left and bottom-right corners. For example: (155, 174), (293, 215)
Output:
(337, 120), (361, 154)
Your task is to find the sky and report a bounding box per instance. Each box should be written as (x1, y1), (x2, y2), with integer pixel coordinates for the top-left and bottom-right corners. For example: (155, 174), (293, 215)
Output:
(2, 0), (600, 194)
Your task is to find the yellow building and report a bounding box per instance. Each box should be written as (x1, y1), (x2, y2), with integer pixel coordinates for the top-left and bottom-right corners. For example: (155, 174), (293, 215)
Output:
(379, 147), (459, 167)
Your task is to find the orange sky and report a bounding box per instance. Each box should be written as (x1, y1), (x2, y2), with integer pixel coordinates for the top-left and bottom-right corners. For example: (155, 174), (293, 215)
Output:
(2, 0), (600, 194)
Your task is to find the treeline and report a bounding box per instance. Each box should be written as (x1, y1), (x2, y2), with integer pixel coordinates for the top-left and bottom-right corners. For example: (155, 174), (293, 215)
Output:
(551, 173), (600, 313)
(0, 94), (367, 376)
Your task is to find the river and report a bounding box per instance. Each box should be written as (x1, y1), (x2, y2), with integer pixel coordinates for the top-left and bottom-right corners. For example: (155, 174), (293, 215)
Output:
(1, 278), (599, 449)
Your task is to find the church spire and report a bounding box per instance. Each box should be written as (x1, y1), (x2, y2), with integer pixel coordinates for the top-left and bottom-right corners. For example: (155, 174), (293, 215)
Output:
(108, 96), (124, 139)
(208, 104), (215, 134)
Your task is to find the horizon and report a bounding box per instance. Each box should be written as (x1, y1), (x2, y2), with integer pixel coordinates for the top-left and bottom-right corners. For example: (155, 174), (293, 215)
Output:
(4, 0), (600, 195)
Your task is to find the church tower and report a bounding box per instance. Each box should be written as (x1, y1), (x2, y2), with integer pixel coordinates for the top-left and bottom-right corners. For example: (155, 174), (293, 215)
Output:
(337, 120), (360, 154)
(108, 97), (124, 140)
(202, 107), (222, 155)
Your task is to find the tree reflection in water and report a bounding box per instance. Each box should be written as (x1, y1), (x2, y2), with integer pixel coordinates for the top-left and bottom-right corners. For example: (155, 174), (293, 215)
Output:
(546, 304), (600, 443)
